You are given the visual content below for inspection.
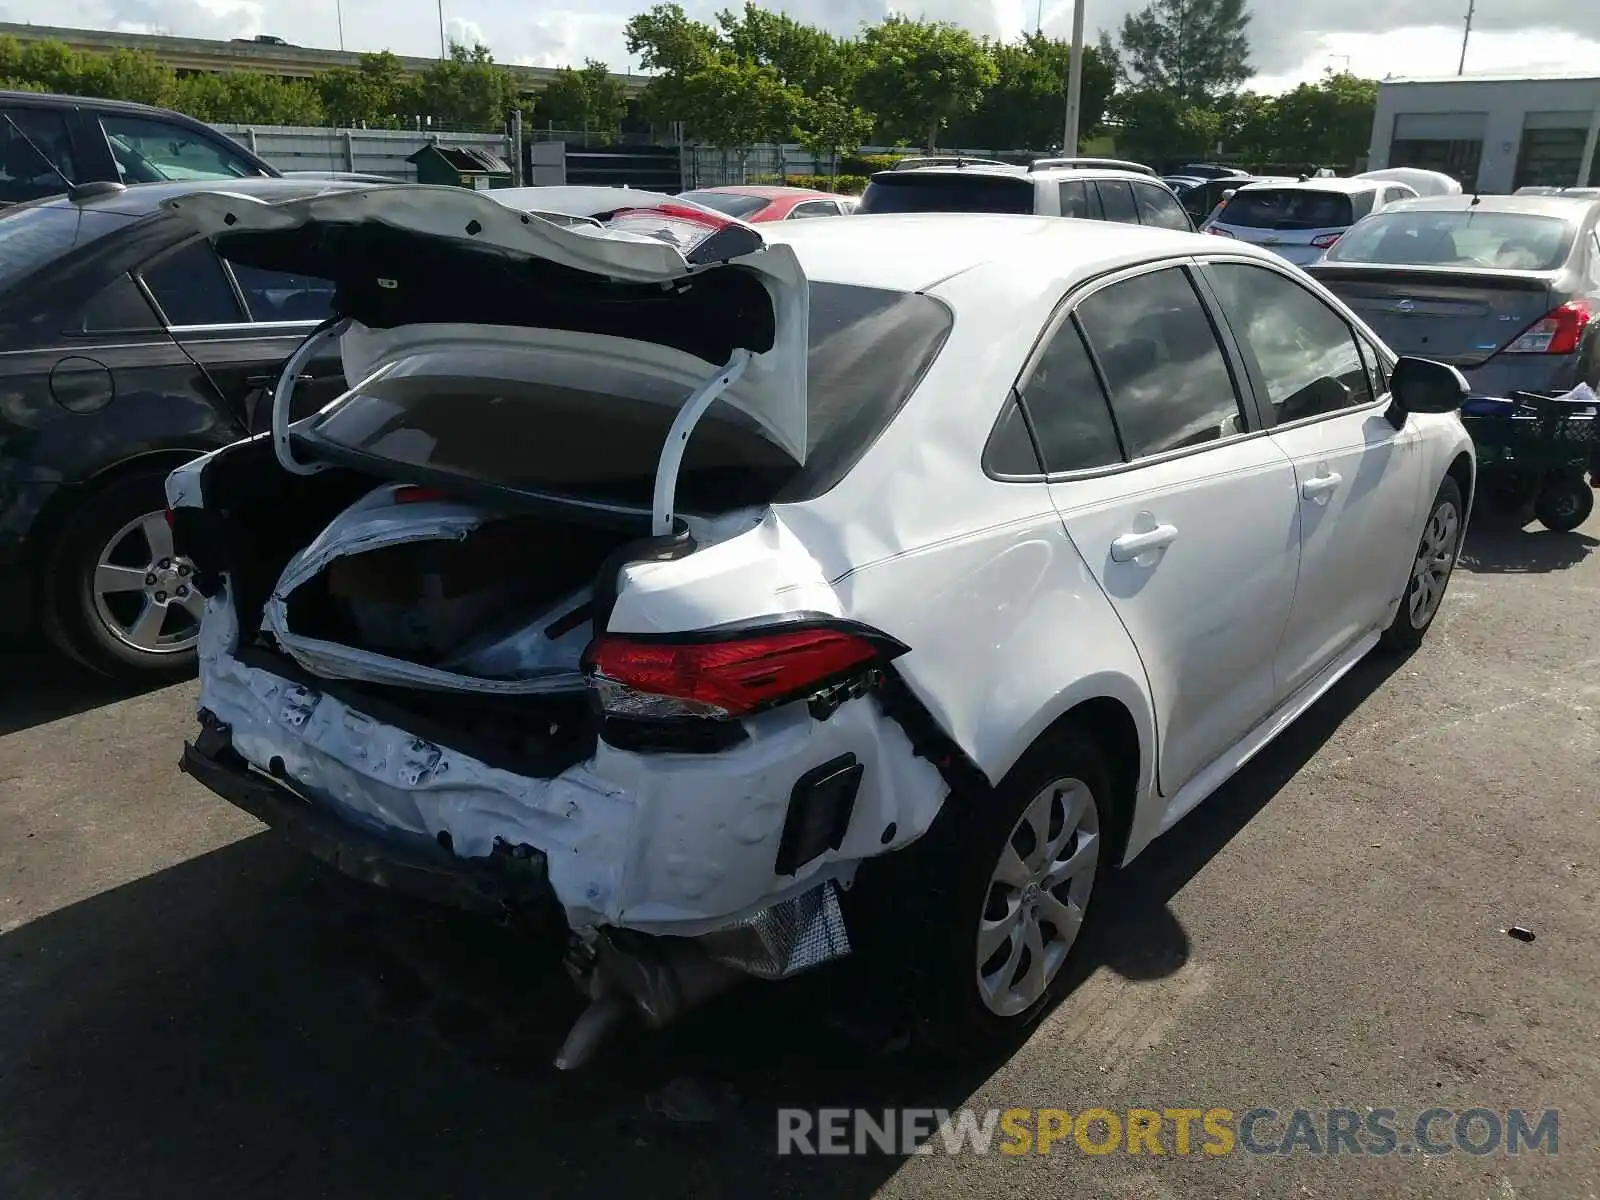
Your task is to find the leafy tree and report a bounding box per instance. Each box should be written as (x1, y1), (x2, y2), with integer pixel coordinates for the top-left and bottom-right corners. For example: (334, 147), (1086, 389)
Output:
(715, 2), (852, 96)
(1116, 0), (1251, 107)
(856, 16), (997, 150)
(415, 42), (519, 130)
(76, 49), (175, 107)
(1107, 88), (1220, 160)
(682, 58), (804, 177)
(317, 52), (416, 127)
(625, 3), (721, 132)
(535, 59), (630, 134)
(796, 86), (874, 177)
(211, 72), (325, 125)
(1261, 71), (1379, 166)
(951, 34), (1115, 151)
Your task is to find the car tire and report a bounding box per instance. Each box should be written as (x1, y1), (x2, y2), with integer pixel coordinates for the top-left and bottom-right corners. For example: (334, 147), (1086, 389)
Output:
(1379, 475), (1464, 654)
(850, 723), (1112, 1058)
(39, 467), (203, 682)
(1533, 476), (1594, 533)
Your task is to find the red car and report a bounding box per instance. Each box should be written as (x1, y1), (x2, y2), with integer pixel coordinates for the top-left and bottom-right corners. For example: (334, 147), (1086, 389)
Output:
(675, 184), (857, 222)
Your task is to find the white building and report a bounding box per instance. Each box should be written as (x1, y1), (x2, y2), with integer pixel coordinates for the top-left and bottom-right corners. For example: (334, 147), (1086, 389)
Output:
(1367, 73), (1600, 194)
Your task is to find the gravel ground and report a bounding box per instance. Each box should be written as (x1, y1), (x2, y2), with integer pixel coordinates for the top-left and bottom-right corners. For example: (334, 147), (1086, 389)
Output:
(1, 506), (1597, 1200)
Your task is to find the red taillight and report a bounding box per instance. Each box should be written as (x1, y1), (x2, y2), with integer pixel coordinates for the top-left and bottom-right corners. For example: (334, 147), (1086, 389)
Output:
(1310, 232), (1342, 249)
(393, 485), (454, 505)
(583, 625), (898, 719)
(1207, 226), (1234, 237)
(1504, 300), (1594, 356)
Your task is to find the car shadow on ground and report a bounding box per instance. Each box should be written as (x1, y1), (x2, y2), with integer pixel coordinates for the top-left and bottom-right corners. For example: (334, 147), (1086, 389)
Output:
(0, 638), (177, 738)
(1460, 504), (1599, 574)
(0, 653), (1405, 1200)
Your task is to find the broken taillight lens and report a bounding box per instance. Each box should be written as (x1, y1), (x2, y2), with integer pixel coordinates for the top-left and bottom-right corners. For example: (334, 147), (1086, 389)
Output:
(1310, 232), (1343, 249)
(1504, 300), (1594, 355)
(583, 624), (905, 720)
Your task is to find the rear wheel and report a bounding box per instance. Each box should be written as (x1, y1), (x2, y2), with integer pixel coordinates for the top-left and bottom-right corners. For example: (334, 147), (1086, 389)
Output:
(1379, 475), (1463, 653)
(40, 468), (203, 681)
(1533, 476), (1594, 533)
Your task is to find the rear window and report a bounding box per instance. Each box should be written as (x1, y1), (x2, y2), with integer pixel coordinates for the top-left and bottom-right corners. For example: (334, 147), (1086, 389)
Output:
(1324, 210), (1577, 272)
(306, 282), (953, 511)
(1218, 188), (1355, 231)
(676, 190), (771, 220)
(0, 203), (136, 290)
(857, 173), (1032, 215)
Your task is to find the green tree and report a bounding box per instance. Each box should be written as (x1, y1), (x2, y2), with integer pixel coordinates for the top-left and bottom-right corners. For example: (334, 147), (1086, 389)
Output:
(625, 3), (721, 132)
(715, 2), (852, 96)
(951, 33), (1115, 151)
(535, 59), (629, 134)
(213, 72), (325, 125)
(1262, 71), (1379, 167)
(856, 16), (997, 150)
(681, 58), (803, 176)
(1107, 88), (1221, 160)
(317, 52), (416, 127)
(1116, 0), (1252, 107)
(76, 49), (175, 107)
(415, 42), (519, 130)
(796, 85), (874, 177)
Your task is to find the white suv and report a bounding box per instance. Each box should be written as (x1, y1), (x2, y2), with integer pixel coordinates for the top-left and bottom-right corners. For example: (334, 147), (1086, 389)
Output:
(166, 186), (1474, 1068)
(856, 155), (1195, 231)
(1205, 177), (1419, 264)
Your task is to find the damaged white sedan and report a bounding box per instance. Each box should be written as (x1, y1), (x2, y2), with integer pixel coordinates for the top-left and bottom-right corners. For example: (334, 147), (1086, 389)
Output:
(165, 184), (1476, 1069)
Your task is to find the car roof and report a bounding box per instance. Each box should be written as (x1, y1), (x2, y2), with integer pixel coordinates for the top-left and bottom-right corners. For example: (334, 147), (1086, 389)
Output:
(28, 177), (373, 217)
(0, 89), (213, 121)
(877, 164), (1157, 185)
(1234, 177), (1391, 195)
(690, 185), (841, 199)
(1381, 193), (1599, 218)
(761, 212), (1255, 294)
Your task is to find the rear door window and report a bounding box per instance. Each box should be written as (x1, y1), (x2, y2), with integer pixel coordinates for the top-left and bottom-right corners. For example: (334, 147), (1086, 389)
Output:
(77, 272), (163, 333)
(1094, 180), (1140, 224)
(857, 173), (1034, 215)
(1017, 317), (1123, 472)
(140, 240), (247, 326)
(227, 261), (336, 323)
(0, 203), (133, 288)
(1059, 179), (1092, 218)
(787, 201), (839, 219)
(1075, 266), (1247, 459)
(99, 114), (261, 183)
(0, 108), (80, 204)
(1219, 188), (1355, 230)
(1133, 182), (1192, 230)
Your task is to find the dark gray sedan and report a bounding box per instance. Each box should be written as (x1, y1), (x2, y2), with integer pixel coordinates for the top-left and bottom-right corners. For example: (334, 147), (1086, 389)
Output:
(1306, 194), (1600, 399)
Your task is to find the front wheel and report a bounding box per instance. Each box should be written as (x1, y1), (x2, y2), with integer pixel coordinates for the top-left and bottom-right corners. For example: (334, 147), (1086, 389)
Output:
(1533, 476), (1594, 533)
(1379, 475), (1464, 654)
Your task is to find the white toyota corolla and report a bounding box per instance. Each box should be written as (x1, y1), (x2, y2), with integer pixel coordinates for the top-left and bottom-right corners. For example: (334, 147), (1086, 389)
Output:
(164, 186), (1475, 1068)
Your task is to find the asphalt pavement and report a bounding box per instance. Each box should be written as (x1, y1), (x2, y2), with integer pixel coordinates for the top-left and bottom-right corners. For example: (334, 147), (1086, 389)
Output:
(2, 507), (1597, 1200)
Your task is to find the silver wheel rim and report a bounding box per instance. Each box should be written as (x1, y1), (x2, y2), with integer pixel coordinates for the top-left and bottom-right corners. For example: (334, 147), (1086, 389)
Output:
(1408, 498), (1460, 630)
(976, 777), (1100, 1017)
(88, 510), (202, 655)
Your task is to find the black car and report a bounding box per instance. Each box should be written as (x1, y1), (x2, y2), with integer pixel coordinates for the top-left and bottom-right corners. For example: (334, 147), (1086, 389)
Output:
(0, 177), (353, 679)
(0, 90), (278, 208)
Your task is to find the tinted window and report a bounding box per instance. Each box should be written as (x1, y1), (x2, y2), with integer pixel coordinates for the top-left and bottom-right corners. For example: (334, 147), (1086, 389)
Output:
(78, 273), (161, 332)
(1134, 183), (1192, 231)
(101, 115), (261, 184)
(1326, 210), (1577, 271)
(0, 204), (133, 289)
(1218, 188), (1355, 230)
(858, 173), (1033, 215)
(676, 190), (770, 220)
(0, 108), (80, 204)
(141, 241), (246, 325)
(1019, 318), (1122, 472)
(787, 201), (839, 220)
(1059, 180), (1091, 218)
(1208, 262), (1374, 423)
(1076, 267), (1245, 459)
(227, 261), (335, 323)
(1095, 180), (1139, 224)
(983, 396), (1042, 475)
(308, 282), (953, 509)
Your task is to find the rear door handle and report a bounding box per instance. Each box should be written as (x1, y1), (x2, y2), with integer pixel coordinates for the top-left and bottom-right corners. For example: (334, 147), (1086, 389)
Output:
(1301, 471), (1343, 502)
(1110, 524), (1179, 562)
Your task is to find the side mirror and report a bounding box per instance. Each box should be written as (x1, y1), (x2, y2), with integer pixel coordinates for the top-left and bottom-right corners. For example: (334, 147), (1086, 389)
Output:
(1385, 355), (1469, 429)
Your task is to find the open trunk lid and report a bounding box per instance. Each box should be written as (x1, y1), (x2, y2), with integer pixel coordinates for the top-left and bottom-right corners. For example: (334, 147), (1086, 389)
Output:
(161, 185), (810, 471)
(1307, 263), (1555, 368)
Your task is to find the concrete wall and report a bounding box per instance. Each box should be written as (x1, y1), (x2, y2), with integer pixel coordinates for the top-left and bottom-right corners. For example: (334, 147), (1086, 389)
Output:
(1369, 76), (1600, 192)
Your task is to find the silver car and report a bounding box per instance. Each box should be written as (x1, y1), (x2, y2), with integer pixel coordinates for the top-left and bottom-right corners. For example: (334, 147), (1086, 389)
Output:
(1306, 193), (1600, 398)
(1204, 178), (1418, 266)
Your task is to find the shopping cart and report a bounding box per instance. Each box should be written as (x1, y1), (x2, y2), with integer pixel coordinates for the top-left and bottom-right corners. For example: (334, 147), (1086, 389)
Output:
(1459, 388), (1598, 531)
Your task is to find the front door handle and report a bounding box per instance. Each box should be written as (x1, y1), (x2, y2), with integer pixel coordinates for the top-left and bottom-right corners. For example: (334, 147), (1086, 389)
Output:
(1301, 471), (1343, 503)
(1110, 523), (1179, 562)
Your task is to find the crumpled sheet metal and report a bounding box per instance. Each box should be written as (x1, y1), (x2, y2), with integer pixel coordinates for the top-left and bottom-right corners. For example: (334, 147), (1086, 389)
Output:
(696, 879), (851, 980)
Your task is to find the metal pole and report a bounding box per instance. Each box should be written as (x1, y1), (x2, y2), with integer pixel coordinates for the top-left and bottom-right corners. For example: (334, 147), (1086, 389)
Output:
(437, 0), (448, 58)
(336, 0), (345, 51)
(1062, 0), (1087, 154)
(1457, 0), (1475, 75)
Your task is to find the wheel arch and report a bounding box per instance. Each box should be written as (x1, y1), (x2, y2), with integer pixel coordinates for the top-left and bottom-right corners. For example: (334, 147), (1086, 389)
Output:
(1445, 448), (1474, 515)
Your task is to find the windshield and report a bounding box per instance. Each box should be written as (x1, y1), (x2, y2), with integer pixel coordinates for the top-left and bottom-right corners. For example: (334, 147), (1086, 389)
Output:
(306, 282), (953, 510)
(857, 173), (1032, 215)
(1218, 188), (1355, 230)
(1326, 210), (1577, 271)
(0, 203), (137, 290)
(675, 190), (771, 220)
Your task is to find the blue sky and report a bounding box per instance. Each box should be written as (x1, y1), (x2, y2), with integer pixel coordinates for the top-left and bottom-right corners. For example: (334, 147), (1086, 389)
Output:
(1, 0), (1598, 92)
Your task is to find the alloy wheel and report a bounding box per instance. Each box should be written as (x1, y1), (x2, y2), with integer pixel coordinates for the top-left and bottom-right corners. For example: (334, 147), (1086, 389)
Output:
(87, 510), (203, 655)
(1408, 498), (1460, 630)
(975, 776), (1100, 1017)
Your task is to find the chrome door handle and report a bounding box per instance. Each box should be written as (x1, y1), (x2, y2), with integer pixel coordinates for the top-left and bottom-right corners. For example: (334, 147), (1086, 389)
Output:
(1301, 472), (1343, 502)
(1110, 523), (1179, 562)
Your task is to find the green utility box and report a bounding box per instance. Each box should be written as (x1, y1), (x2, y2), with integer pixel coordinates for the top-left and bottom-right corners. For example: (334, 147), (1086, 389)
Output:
(407, 144), (513, 191)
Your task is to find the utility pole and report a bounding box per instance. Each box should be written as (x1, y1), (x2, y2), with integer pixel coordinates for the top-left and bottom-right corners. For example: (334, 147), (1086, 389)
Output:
(336, 0), (345, 51)
(1457, 0), (1475, 76)
(437, 0), (448, 58)
(1062, 0), (1087, 154)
